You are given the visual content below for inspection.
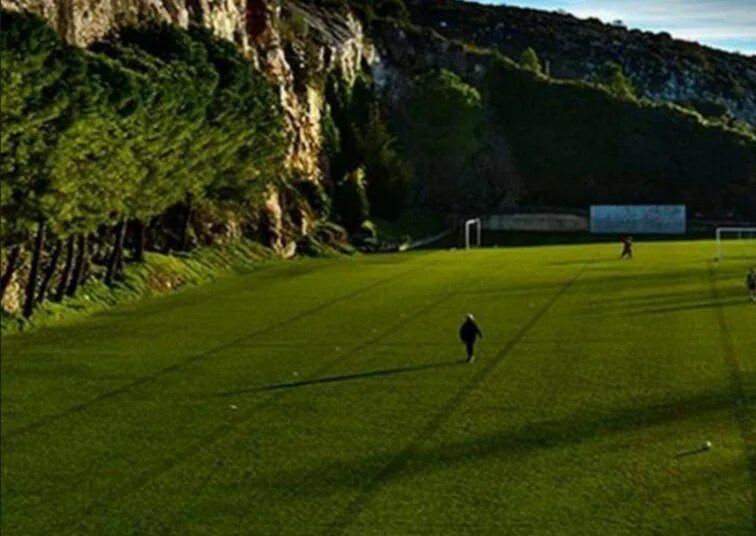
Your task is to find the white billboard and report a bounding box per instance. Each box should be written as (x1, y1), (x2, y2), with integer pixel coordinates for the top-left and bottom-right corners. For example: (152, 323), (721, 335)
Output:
(590, 205), (686, 234)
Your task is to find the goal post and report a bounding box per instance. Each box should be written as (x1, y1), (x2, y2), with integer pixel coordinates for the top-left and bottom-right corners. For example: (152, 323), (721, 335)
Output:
(465, 218), (482, 249)
(714, 226), (756, 260)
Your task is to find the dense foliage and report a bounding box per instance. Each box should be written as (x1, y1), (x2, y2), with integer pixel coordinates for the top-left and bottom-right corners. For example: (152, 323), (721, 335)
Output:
(484, 55), (756, 215)
(395, 69), (519, 214)
(372, 18), (755, 217)
(406, 0), (755, 127)
(323, 72), (409, 223)
(0, 11), (287, 315)
(402, 70), (483, 211)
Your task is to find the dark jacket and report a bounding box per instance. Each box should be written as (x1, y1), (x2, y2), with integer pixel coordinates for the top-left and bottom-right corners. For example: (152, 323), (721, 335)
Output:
(459, 319), (483, 343)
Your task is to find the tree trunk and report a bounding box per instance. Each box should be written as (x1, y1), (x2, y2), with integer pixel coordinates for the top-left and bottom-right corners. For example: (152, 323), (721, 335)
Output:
(36, 239), (62, 303)
(0, 245), (21, 302)
(105, 219), (127, 286)
(54, 236), (75, 302)
(133, 219), (146, 262)
(178, 198), (193, 251)
(22, 221), (46, 318)
(146, 216), (159, 253)
(67, 235), (87, 297)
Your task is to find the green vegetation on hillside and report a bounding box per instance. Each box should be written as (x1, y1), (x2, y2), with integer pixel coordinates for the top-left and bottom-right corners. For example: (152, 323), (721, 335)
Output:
(0, 11), (287, 318)
(405, 0), (755, 129)
(323, 72), (410, 226)
(403, 69), (483, 210)
(484, 54), (756, 214)
(371, 19), (755, 218)
(2, 242), (754, 534)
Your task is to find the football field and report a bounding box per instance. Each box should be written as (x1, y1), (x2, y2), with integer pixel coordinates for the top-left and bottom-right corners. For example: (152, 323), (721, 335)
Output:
(2, 240), (754, 535)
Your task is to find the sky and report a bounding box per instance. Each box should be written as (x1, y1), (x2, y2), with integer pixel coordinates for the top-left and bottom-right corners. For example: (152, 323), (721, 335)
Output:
(480, 1), (756, 55)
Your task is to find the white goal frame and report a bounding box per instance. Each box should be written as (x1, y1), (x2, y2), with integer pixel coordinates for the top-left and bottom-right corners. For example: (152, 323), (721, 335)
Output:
(714, 226), (756, 260)
(465, 218), (482, 249)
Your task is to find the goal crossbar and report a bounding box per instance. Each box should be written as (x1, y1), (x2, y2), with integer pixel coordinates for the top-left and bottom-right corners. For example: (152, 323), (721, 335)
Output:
(715, 226), (756, 260)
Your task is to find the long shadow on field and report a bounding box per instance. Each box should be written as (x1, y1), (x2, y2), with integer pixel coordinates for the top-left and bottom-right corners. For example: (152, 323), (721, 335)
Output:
(628, 298), (750, 316)
(548, 259), (612, 266)
(247, 389), (749, 497)
(209, 360), (464, 397)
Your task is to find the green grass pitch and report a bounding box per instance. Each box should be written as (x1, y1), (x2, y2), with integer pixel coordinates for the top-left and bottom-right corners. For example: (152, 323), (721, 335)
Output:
(2, 240), (754, 535)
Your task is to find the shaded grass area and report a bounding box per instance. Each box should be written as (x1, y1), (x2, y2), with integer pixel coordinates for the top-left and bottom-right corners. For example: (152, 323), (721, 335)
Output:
(1, 241), (754, 535)
(0, 240), (274, 335)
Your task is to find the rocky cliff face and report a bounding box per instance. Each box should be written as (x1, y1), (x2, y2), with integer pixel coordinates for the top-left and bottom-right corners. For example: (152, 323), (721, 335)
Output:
(2, 0), (376, 180)
(1, 0), (375, 250)
(408, 0), (756, 126)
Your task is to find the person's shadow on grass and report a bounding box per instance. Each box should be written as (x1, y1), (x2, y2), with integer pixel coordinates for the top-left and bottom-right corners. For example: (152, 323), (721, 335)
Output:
(209, 360), (465, 398)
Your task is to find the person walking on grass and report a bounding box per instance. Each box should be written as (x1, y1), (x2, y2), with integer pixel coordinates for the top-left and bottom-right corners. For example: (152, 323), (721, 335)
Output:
(459, 313), (483, 363)
(747, 267), (756, 303)
(620, 235), (634, 260)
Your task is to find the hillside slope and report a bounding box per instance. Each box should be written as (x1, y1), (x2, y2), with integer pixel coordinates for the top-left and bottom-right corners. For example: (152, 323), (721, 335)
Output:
(407, 0), (756, 126)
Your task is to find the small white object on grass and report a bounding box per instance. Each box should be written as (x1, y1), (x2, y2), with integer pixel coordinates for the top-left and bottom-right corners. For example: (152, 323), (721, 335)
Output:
(702, 440), (712, 450)
(229, 404), (238, 410)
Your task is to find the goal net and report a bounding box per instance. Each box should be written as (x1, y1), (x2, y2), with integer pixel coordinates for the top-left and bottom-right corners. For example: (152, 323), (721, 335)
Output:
(714, 227), (756, 260)
(465, 218), (482, 249)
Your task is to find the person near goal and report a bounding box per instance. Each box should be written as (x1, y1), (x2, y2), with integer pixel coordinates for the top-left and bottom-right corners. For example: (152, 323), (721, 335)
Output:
(620, 235), (634, 260)
(747, 268), (756, 303)
(459, 314), (483, 363)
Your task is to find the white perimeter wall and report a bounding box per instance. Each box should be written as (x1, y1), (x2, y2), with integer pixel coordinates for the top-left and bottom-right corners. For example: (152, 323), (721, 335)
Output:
(482, 214), (588, 232)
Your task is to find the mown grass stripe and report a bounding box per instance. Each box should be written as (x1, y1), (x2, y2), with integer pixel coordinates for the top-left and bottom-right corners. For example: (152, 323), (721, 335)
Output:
(327, 265), (586, 534)
(708, 263), (756, 527)
(5, 255), (436, 441)
(61, 256), (495, 532)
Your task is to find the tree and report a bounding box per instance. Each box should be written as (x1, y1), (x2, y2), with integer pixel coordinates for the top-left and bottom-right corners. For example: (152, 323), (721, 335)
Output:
(403, 69), (483, 210)
(357, 106), (409, 219)
(188, 27), (287, 206)
(602, 61), (636, 99)
(520, 47), (542, 74)
(0, 11), (291, 316)
(0, 11), (84, 315)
